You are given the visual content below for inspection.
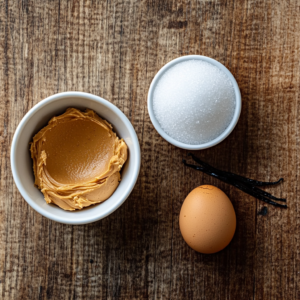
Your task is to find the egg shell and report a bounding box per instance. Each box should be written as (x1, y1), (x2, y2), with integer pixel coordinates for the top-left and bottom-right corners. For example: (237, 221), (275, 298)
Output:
(179, 185), (236, 254)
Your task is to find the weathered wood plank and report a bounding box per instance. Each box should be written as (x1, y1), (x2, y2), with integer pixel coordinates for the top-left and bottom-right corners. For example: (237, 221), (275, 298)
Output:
(1, 0), (300, 299)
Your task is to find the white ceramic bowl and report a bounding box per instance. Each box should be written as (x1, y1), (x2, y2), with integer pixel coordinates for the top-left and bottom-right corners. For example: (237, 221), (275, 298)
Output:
(147, 55), (242, 150)
(11, 92), (141, 225)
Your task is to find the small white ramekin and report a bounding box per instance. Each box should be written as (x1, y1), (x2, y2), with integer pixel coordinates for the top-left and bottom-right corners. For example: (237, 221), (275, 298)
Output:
(147, 55), (242, 150)
(11, 92), (141, 225)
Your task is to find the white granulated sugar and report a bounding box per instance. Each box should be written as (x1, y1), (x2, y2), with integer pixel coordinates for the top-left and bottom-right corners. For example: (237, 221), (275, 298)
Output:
(153, 60), (236, 145)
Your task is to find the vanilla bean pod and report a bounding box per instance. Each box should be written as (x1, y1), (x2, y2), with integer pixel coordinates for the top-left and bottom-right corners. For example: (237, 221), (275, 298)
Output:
(188, 154), (286, 202)
(188, 153), (284, 187)
(183, 158), (287, 209)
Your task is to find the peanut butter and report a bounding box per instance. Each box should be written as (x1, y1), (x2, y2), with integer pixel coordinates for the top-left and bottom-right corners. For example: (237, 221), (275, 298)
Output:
(30, 108), (127, 211)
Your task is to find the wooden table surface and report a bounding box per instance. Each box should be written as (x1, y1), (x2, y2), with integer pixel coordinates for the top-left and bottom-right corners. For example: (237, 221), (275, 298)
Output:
(1, 0), (300, 299)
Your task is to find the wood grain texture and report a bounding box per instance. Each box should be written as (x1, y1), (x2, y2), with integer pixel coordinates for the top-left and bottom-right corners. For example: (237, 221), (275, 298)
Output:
(1, 0), (300, 299)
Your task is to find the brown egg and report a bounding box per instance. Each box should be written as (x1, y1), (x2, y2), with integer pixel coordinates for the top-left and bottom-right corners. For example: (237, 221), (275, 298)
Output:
(179, 185), (236, 254)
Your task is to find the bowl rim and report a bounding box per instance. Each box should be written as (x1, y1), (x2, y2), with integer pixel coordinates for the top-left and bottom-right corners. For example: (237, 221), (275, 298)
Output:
(10, 91), (141, 225)
(147, 55), (242, 150)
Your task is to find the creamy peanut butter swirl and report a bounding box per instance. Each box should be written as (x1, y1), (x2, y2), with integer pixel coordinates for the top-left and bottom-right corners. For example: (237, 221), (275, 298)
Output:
(30, 108), (127, 211)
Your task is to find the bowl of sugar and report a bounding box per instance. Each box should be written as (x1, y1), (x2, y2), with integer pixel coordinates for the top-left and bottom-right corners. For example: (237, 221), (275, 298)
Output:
(147, 55), (241, 150)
